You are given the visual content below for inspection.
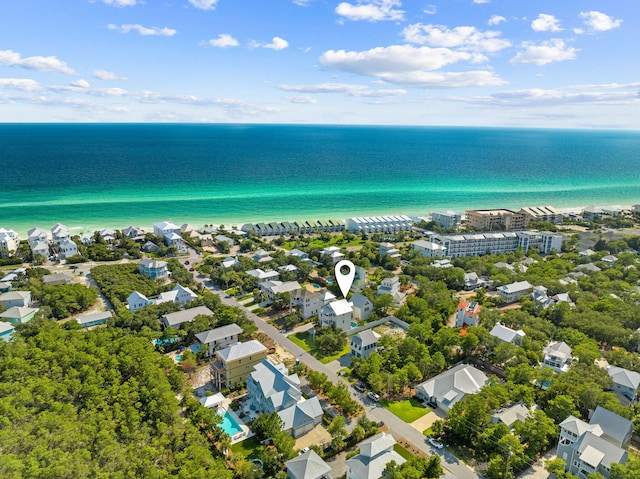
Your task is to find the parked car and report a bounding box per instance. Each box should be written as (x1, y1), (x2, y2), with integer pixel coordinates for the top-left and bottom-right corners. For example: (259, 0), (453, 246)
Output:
(184, 260), (190, 265)
(354, 383), (366, 393)
(367, 392), (380, 402)
(189, 268), (195, 272)
(299, 447), (309, 455)
(428, 438), (444, 449)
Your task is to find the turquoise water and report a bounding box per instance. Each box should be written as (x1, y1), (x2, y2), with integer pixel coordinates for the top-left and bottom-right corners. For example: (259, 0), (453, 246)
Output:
(1, 124), (640, 236)
(218, 410), (242, 437)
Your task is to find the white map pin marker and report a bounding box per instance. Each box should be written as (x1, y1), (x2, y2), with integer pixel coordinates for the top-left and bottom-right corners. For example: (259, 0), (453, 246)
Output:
(335, 260), (356, 299)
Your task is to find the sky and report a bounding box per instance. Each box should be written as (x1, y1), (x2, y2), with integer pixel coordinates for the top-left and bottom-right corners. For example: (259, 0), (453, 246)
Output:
(0, 0), (637, 128)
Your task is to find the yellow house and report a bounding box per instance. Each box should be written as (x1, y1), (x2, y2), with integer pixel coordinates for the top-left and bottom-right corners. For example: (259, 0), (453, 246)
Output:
(211, 340), (267, 389)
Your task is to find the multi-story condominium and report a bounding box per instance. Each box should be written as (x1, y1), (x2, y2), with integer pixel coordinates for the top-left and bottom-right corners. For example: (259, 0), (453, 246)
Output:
(345, 215), (413, 234)
(557, 406), (632, 479)
(431, 210), (462, 230)
(210, 340), (267, 389)
(465, 209), (529, 231)
(242, 219), (344, 236)
(412, 230), (563, 258)
(520, 205), (564, 224)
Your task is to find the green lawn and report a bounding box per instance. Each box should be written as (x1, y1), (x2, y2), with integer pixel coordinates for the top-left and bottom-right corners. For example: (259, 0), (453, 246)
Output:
(289, 332), (351, 364)
(230, 436), (260, 459)
(382, 398), (430, 423)
(282, 235), (364, 251)
(393, 443), (414, 461)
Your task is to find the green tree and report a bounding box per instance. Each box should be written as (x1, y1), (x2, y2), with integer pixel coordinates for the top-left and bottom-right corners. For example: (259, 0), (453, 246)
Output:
(252, 412), (283, 441)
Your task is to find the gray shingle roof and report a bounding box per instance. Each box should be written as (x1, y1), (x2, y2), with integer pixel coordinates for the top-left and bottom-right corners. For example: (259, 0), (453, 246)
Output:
(217, 340), (266, 362)
(195, 323), (242, 344)
(161, 305), (213, 327)
(285, 450), (330, 479)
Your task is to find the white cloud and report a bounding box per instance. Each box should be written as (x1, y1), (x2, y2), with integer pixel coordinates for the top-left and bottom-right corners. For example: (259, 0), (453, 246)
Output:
(472, 0), (490, 4)
(292, 0), (311, 5)
(283, 95), (317, 104)
(376, 70), (506, 88)
(335, 1), (404, 22)
(488, 88), (639, 106)
(188, 0), (219, 10)
(488, 15), (505, 26)
(578, 11), (622, 32)
(0, 50), (74, 74)
(107, 24), (177, 36)
(510, 39), (578, 66)
(531, 13), (562, 32)
(263, 37), (289, 50)
(70, 79), (90, 88)
(206, 34), (239, 48)
(424, 5), (437, 15)
(0, 78), (41, 91)
(402, 24), (511, 52)
(101, 0), (137, 6)
(278, 82), (405, 97)
(92, 69), (126, 80)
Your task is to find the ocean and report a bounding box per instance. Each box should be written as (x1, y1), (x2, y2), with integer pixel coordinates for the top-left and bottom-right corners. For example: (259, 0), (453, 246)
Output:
(1, 123), (639, 236)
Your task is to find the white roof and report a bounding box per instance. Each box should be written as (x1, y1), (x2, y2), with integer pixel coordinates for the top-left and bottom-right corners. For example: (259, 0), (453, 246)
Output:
(76, 311), (112, 326)
(199, 392), (225, 408)
(285, 449), (330, 479)
(498, 281), (533, 294)
(195, 323), (242, 344)
(161, 305), (213, 326)
(0, 321), (15, 334)
(326, 299), (353, 316)
(217, 340), (266, 362)
(353, 329), (380, 347)
(0, 306), (39, 320)
(490, 323), (526, 343)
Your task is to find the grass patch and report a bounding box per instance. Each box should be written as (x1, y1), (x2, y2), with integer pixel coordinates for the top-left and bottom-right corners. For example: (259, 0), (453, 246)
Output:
(289, 332), (350, 364)
(382, 398), (430, 423)
(282, 235), (364, 251)
(393, 443), (414, 461)
(230, 436), (261, 459)
(423, 427), (434, 437)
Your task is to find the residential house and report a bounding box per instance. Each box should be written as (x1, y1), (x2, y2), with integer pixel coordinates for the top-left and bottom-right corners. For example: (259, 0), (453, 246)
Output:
(320, 246), (344, 264)
(291, 289), (332, 319)
(221, 256), (239, 268)
(345, 215), (413, 234)
(139, 259), (169, 280)
(557, 406), (632, 479)
(279, 396), (324, 438)
(252, 248), (273, 263)
(491, 403), (532, 428)
(578, 249), (595, 257)
(210, 340), (267, 389)
(285, 449), (331, 479)
(159, 305), (213, 328)
(260, 280), (301, 300)
(278, 264), (298, 274)
(606, 366), (640, 405)
(246, 269), (279, 283)
(0, 282), (11, 293)
(195, 323), (243, 358)
(99, 228), (117, 242)
(376, 276), (405, 304)
(155, 284), (198, 306)
(0, 306), (39, 325)
(601, 255), (618, 266)
(464, 272), (487, 290)
(50, 223), (70, 245)
(0, 228), (19, 257)
(350, 293), (373, 321)
(121, 225), (145, 240)
(542, 341), (573, 373)
(497, 281), (533, 303)
(0, 291), (31, 309)
(454, 300), (481, 327)
(76, 311), (112, 329)
(31, 240), (49, 261)
(490, 322), (526, 344)
(142, 241), (159, 253)
(27, 226), (48, 248)
(350, 330), (380, 359)
(531, 285), (554, 309)
(577, 263), (602, 273)
(415, 364), (488, 412)
(346, 432), (406, 479)
(378, 242), (401, 259)
(58, 238), (79, 260)
(582, 206), (604, 220)
(247, 360), (302, 413)
(215, 234), (235, 246)
(153, 220), (181, 238)
(432, 259), (453, 268)
(0, 320), (15, 341)
(42, 273), (74, 286)
(319, 299), (353, 331)
(127, 291), (153, 312)
(289, 248), (309, 260)
(431, 210), (462, 229)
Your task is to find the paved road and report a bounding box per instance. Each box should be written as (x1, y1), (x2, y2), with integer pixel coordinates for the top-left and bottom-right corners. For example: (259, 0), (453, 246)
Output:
(192, 269), (482, 479)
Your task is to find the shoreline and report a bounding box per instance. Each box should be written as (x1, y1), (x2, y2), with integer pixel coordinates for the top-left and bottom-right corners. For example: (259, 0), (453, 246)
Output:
(2, 202), (636, 239)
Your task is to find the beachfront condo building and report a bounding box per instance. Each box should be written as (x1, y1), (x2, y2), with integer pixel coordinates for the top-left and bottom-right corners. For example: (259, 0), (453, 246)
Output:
(345, 215), (413, 234)
(520, 205), (563, 224)
(465, 209), (529, 231)
(431, 210), (462, 230)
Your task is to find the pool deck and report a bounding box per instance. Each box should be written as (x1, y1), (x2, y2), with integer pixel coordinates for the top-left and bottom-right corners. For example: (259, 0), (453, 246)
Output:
(218, 397), (253, 445)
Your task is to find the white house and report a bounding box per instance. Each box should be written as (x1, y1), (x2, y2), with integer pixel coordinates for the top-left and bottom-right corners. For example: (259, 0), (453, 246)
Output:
(139, 259), (169, 280)
(153, 220), (181, 238)
(27, 226), (48, 248)
(415, 364), (488, 412)
(259, 280), (301, 300)
(50, 223), (70, 245)
(285, 449), (331, 479)
(350, 329), (380, 359)
(606, 366), (640, 405)
(221, 256), (239, 268)
(350, 293), (373, 321)
(320, 246), (344, 264)
(377, 277), (404, 305)
(155, 284), (198, 306)
(291, 289), (335, 319)
(0, 291), (32, 309)
(490, 322), (526, 345)
(431, 210), (462, 229)
(319, 299), (353, 331)
(454, 300), (481, 327)
(195, 323), (243, 358)
(0, 228), (19, 257)
(497, 281), (533, 303)
(246, 269), (279, 283)
(346, 432), (406, 479)
(378, 242), (401, 259)
(160, 305), (214, 329)
(58, 238), (79, 260)
(121, 225), (145, 240)
(542, 341), (573, 373)
(127, 291), (152, 312)
(412, 239), (447, 258)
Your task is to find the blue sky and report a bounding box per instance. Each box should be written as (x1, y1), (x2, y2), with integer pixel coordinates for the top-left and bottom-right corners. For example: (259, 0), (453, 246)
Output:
(0, 0), (636, 128)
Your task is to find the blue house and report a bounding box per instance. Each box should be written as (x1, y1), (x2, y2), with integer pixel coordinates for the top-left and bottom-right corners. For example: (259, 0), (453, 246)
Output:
(76, 311), (113, 329)
(0, 321), (15, 341)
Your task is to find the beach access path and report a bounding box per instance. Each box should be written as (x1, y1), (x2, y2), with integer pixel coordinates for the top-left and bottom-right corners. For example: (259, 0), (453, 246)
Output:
(188, 258), (481, 479)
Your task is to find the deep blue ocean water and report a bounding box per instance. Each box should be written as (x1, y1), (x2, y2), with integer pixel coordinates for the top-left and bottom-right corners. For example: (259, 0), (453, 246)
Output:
(1, 123), (639, 235)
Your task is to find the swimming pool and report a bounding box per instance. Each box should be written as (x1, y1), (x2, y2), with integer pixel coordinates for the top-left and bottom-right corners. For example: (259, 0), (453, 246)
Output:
(218, 409), (243, 437)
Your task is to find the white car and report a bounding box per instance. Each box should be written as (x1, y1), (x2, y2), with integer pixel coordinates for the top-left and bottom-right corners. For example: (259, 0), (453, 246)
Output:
(367, 392), (380, 402)
(428, 438), (444, 449)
